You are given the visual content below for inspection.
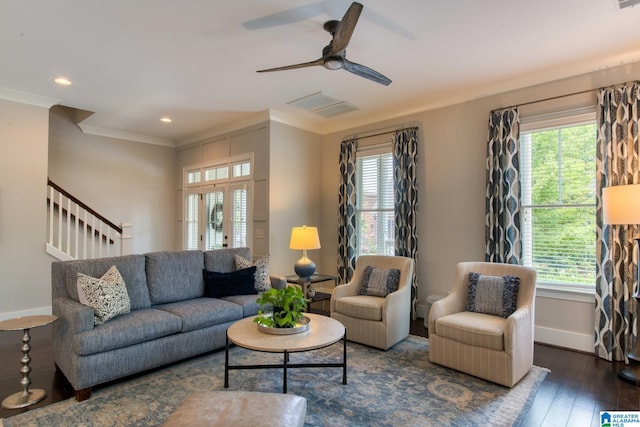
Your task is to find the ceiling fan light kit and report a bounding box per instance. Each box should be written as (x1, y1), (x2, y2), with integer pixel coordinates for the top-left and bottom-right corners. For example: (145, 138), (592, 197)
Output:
(256, 2), (391, 86)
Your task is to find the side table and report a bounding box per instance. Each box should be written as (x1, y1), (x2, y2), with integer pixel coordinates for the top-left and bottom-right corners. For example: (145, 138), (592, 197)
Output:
(0, 314), (58, 409)
(286, 274), (338, 315)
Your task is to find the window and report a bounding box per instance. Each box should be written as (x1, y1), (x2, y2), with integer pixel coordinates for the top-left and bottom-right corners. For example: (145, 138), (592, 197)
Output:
(520, 110), (596, 289)
(356, 147), (395, 256)
(183, 156), (252, 250)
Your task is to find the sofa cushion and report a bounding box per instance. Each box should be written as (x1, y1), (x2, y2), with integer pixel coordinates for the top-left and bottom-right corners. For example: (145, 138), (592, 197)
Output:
(204, 247), (251, 273)
(154, 298), (243, 332)
(146, 251), (204, 304)
(72, 308), (182, 355)
(58, 254), (151, 310)
(358, 266), (400, 297)
(334, 295), (384, 321)
(203, 267), (258, 298)
(466, 272), (520, 318)
(434, 311), (505, 351)
(77, 266), (131, 325)
(235, 254), (271, 291)
(221, 294), (261, 317)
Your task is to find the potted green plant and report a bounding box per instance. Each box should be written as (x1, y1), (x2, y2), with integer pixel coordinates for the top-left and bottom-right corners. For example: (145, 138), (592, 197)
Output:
(254, 286), (307, 328)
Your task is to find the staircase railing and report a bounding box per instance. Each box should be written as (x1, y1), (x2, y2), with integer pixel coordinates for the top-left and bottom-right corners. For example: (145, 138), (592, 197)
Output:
(46, 179), (131, 261)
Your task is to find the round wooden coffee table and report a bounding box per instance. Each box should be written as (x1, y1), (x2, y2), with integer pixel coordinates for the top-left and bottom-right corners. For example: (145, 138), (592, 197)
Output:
(224, 313), (346, 393)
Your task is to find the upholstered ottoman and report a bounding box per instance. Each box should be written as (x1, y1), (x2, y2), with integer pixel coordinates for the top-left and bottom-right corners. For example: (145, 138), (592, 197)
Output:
(162, 390), (307, 427)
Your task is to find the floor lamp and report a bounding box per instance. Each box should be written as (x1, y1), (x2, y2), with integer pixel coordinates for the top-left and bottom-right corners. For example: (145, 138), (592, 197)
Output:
(603, 184), (640, 386)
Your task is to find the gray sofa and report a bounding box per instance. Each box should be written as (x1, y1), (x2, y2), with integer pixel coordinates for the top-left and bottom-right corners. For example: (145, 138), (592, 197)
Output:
(51, 247), (272, 401)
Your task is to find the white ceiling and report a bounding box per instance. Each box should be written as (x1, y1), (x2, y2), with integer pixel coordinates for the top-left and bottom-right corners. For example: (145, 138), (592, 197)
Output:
(2, 0), (640, 146)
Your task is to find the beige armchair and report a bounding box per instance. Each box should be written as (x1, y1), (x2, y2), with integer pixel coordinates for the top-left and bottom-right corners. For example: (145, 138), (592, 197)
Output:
(428, 262), (536, 387)
(330, 255), (415, 350)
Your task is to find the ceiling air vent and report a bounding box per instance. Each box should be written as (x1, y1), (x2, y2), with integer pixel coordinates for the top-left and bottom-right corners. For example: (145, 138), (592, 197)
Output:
(617, 0), (640, 9)
(287, 91), (358, 117)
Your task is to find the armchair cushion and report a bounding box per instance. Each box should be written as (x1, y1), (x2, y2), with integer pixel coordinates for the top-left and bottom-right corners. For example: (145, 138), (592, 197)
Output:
(466, 272), (520, 318)
(359, 266), (401, 297)
(435, 311), (506, 351)
(335, 295), (384, 321)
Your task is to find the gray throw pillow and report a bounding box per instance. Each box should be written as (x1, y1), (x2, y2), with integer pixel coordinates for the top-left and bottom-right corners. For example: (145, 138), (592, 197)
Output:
(359, 266), (401, 297)
(466, 272), (520, 318)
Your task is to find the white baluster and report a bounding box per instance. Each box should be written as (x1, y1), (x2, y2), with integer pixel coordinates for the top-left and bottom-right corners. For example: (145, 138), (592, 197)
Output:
(74, 204), (79, 259)
(83, 209), (88, 260)
(57, 192), (63, 251)
(66, 197), (71, 255)
(48, 186), (54, 246)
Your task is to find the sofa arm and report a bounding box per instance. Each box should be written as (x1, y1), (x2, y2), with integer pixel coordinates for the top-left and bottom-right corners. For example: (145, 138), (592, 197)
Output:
(269, 275), (287, 290)
(52, 296), (95, 336)
(427, 292), (463, 331)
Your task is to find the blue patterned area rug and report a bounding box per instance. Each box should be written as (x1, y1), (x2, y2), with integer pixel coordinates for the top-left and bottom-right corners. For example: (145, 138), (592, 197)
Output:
(1, 336), (547, 427)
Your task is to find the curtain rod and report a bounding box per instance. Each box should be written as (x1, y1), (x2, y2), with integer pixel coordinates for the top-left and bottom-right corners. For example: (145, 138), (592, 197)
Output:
(498, 79), (639, 112)
(348, 126), (419, 141)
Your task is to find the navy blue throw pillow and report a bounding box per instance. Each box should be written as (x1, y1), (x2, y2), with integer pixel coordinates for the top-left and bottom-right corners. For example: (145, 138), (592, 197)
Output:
(203, 266), (257, 298)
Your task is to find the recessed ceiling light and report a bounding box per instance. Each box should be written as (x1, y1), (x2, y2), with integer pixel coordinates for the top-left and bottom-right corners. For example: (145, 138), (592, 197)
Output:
(54, 77), (72, 86)
(160, 117), (172, 123)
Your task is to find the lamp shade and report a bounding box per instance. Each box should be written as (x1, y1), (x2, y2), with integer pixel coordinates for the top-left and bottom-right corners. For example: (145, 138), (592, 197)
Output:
(602, 184), (640, 225)
(289, 226), (321, 250)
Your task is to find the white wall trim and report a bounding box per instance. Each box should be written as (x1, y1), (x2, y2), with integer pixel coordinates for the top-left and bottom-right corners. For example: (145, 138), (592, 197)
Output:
(0, 87), (60, 108)
(0, 306), (52, 322)
(535, 325), (593, 353)
(78, 124), (175, 147)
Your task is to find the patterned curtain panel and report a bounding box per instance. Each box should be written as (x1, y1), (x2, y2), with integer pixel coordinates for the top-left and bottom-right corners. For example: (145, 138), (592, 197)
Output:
(337, 139), (357, 284)
(595, 82), (640, 362)
(485, 107), (522, 264)
(393, 128), (419, 318)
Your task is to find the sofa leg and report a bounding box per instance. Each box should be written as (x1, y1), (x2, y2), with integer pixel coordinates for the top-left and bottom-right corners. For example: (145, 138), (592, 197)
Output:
(74, 387), (91, 402)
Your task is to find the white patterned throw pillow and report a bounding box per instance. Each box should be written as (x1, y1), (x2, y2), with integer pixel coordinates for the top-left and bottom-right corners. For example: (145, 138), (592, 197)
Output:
(234, 254), (270, 291)
(77, 265), (131, 325)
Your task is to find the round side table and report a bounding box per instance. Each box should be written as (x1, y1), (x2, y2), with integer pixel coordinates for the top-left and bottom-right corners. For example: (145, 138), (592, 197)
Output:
(0, 314), (57, 409)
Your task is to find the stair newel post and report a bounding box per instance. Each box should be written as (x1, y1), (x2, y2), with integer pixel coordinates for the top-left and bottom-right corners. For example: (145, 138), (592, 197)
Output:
(120, 222), (132, 255)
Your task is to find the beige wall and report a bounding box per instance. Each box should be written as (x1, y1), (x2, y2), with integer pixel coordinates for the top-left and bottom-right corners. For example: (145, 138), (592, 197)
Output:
(268, 121), (323, 277)
(0, 99), (52, 318)
(320, 61), (640, 351)
(48, 106), (177, 254)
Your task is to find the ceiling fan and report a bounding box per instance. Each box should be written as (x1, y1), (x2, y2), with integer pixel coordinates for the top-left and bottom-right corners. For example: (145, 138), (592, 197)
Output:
(256, 2), (391, 86)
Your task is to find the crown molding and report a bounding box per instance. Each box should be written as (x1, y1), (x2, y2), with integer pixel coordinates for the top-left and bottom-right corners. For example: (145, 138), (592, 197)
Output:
(78, 124), (175, 147)
(0, 87), (60, 108)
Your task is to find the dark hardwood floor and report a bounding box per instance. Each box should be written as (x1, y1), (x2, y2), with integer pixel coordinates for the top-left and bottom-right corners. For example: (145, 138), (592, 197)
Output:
(0, 320), (638, 425)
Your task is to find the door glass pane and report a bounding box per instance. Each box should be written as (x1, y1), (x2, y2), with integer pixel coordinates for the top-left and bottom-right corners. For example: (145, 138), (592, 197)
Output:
(185, 194), (199, 250)
(232, 188), (247, 247)
(205, 191), (224, 250)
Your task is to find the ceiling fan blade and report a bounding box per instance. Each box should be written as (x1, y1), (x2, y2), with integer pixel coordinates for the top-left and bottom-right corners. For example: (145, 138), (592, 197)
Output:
(343, 59), (391, 86)
(330, 2), (363, 55)
(257, 58), (324, 73)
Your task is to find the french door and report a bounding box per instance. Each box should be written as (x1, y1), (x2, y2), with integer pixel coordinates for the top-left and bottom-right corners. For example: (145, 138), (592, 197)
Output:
(184, 185), (247, 250)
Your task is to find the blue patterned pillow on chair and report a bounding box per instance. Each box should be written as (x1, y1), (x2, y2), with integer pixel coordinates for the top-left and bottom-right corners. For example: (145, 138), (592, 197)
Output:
(359, 266), (401, 297)
(466, 272), (520, 318)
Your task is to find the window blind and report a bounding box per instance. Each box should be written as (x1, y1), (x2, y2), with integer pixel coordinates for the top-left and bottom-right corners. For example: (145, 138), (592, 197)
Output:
(520, 121), (597, 286)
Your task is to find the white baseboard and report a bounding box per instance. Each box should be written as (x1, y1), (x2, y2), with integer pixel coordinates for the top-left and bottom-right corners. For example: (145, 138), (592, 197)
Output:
(534, 325), (593, 353)
(0, 306), (52, 322)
